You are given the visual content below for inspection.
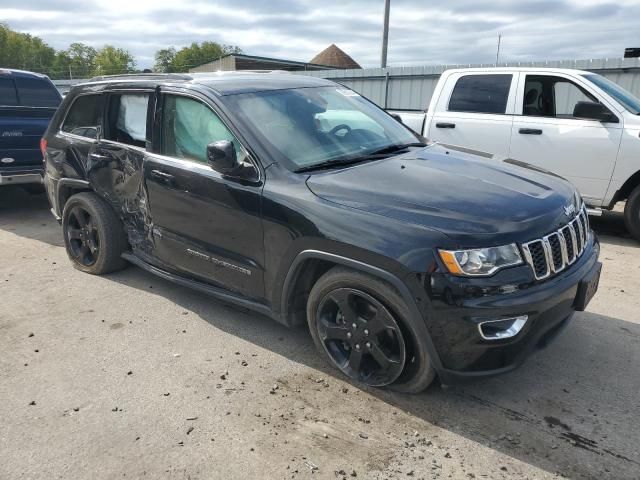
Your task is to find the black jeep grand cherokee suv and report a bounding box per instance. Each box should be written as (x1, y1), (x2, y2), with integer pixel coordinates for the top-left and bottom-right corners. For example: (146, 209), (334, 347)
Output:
(43, 72), (601, 392)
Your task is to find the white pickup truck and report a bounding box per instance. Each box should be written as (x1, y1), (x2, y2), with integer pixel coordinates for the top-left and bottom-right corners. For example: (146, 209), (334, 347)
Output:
(391, 68), (640, 240)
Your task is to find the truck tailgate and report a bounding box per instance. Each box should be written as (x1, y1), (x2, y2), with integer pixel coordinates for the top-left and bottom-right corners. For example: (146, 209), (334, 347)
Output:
(0, 107), (56, 169)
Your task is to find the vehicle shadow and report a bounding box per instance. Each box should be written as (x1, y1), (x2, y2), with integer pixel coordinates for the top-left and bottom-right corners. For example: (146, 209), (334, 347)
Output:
(0, 186), (62, 247)
(104, 258), (640, 480)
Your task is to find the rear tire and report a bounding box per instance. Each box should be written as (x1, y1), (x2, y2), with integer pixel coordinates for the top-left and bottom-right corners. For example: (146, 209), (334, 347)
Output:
(307, 267), (436, 394)
(624, 185), (640, 242)
(62, 192), (128, 275)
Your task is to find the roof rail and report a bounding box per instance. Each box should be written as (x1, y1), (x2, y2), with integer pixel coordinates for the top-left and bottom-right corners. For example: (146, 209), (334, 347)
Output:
(88, 73), (193, 82)
(190, 70), (289, 76)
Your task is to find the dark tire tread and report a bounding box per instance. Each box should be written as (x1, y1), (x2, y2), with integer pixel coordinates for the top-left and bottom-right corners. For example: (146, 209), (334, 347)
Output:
(62, 192), (128, 275)
(307, 266), (436, 394)
(624, 185), (640, 242)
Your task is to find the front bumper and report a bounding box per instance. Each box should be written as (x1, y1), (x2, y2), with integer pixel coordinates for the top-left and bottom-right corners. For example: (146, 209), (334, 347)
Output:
(427, 236), (601, 385)
(0, 166), (43, 186)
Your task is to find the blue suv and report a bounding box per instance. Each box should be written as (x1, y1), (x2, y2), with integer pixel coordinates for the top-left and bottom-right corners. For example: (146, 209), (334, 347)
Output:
(0, 69), (61, 189)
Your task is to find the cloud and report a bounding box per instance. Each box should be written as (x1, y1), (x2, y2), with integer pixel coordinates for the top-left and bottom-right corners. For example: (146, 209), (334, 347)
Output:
(1, 0), (637, 69)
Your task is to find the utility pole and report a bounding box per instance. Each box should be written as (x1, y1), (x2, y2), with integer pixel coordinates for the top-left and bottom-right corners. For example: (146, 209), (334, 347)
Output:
(381, 0), (391, 68)
(496, 34), (502, 65)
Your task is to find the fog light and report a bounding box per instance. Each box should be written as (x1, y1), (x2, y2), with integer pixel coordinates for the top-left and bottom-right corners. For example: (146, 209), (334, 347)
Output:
(478, 315), (528, 340)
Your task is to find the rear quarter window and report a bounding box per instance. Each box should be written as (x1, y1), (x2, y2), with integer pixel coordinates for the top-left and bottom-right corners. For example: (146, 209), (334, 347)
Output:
(15, 77), (61, 108)
(0, 77), (18, 106)
(61, 94), (102, 139)
(448, 74), (512, 114)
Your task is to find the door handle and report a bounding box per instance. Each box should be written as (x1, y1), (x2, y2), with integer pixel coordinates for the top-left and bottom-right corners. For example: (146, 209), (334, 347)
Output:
(519, 128), (543, 135)
(150, 169), (175, 184)
(436, 122), (456, 129)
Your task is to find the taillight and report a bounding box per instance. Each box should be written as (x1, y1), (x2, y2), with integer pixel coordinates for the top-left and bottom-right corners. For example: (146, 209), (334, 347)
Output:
(40, 138), (47, 160)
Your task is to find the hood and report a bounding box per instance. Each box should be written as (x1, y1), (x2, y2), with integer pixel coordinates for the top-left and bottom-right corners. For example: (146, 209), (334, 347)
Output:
(305, 144), (580, 247)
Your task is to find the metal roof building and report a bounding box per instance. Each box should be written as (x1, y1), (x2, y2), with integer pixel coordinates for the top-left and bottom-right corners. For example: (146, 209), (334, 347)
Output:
(188, 53), (338, 73)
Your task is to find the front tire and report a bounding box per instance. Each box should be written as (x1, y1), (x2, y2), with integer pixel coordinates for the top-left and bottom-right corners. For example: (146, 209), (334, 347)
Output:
(62, 192), (128, 275)
(307, 267), (436, 393)
(624, 185), (640, 242)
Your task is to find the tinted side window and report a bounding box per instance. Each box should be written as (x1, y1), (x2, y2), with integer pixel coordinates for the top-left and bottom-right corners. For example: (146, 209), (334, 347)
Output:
(523, 75), (599, 119)
(105, 93), (150, 148)
(61, 94), (101, 139)
(15, 77), (61, 107)
(448, 74), (512, 114)
(0, 77), (18, 106)
(161, 95), (246, 164)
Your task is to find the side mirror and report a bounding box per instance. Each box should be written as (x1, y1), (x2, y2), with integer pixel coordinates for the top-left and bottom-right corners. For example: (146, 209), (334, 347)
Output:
(573, 101), (618, 123)
(207, 140), (240, 174)
(389, 113), (403, 124)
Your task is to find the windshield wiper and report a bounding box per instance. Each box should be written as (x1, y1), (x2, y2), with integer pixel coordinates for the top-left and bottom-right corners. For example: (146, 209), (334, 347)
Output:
(295, 142), (427, 173)
(295, 156), (376, 173)
(367, 142), (427, 156)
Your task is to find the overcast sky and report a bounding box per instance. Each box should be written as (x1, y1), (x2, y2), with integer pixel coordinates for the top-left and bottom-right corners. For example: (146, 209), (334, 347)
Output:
(1, 0), (638, 69)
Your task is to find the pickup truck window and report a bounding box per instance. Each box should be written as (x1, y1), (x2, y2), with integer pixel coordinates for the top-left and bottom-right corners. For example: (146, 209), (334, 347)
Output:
(448, 74), (512, 114)
(583, 74), (640, 115)
(161, 94), (247, 165)
(61, 94), (101, 139)
(522, 75), (598, 119)
(224, 86), (420, 170)
(0, 77), (18, 106)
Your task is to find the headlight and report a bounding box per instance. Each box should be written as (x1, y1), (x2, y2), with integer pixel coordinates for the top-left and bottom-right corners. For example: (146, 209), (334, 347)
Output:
(438, 244), (523, 276)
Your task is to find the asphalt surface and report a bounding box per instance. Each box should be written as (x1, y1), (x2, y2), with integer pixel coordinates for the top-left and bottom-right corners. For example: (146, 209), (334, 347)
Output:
(1, 186), (639, 480)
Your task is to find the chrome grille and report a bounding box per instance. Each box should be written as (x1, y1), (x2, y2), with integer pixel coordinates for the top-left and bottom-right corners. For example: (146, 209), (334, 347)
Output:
(522, 207), (589, 281)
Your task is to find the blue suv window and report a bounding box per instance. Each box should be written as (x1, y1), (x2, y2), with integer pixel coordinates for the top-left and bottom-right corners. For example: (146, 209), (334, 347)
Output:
(15, 77), (60, 107)
(0, 77), (18, 106)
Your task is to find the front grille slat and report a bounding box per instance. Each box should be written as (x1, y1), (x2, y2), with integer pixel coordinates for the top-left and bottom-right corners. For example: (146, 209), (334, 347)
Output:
(522, 206), (589, 281)
(547, 233), (564, 272)
(561, 226), (575, 263)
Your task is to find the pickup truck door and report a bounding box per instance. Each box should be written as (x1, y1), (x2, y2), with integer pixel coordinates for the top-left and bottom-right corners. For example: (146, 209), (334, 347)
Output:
(426, 72), (518, 157)
(143, 89), (265, 299)
(508, 72), (622, 206)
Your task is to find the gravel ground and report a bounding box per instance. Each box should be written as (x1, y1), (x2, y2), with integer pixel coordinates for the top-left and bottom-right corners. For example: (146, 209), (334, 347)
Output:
(1, 186), (639, 480)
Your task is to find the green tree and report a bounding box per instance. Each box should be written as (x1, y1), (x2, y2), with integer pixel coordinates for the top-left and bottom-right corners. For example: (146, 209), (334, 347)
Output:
(0, 23), (56, 74)
(163, 41), (243, 72)
(92, 45), (135, 76)
(154, 47), (176, 73)
(51, 42), (97, 79)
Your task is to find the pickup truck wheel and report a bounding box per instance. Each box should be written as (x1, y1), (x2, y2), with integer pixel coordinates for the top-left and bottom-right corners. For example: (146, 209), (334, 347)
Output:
(624, 186), (640, 242)
(62, 192), (128, 275)
(307, 267), (436, 393)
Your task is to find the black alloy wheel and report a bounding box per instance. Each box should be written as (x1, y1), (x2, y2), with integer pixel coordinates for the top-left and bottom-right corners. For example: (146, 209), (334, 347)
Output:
(62, 192), (128, 275)
(66, 205), (100, 266)
(315, 287), (406, 386)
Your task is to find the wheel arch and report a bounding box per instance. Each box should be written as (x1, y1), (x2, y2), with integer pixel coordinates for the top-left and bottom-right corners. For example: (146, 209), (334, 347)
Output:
(56, 178), (92, 218)
(279, 249), (444, 372)
(609, 169), (640, 207)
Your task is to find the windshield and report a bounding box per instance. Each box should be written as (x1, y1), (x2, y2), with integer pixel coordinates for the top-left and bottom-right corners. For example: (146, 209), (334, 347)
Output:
(583, 74), (640, 115)
(223, 86), (422, 170)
